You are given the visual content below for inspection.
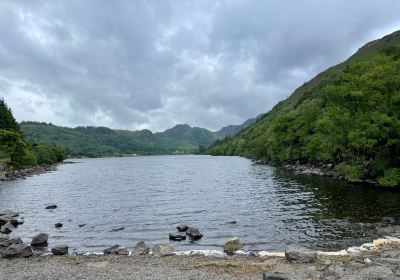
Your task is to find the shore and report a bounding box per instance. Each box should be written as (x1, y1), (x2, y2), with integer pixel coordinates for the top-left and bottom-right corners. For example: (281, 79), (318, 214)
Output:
(2, 241), (400, 280)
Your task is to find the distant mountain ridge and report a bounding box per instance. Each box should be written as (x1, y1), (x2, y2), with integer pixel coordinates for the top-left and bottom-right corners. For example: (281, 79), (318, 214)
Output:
(20, 116), (256, 157)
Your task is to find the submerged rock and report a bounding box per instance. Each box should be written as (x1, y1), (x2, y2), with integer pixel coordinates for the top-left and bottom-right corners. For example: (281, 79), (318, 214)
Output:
(31, 233), (49, 247)
(2, 244), (33, 258)
(223, 237), (244, 254)
(45, 204), (57, 210)
(78, 224), (86, 227)
(52, 244), (68, 255)
(153, 244), (174, 257)
(55, 223), (63, 228)
(131, 241), (150, 256)
(169, 232), (186, 241)
(0, 210), (19, 217)
(285, 245), (317, 263)
(111, 227), (124, 232)
(186, 227), (203, 240)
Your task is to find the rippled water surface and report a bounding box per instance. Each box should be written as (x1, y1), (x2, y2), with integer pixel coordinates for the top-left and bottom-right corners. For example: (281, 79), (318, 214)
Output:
(1, 155), (400, 253)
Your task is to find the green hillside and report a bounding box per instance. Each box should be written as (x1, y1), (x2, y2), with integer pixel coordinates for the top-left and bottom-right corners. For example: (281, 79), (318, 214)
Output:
(0, 99), (65, 168)
(20, 122), (216, 157)
(209, 31), (400, 187)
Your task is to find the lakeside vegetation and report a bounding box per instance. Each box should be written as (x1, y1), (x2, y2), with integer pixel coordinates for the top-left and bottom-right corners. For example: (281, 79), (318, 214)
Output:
(209, 31), (400, 187)
(0, 99), (66, 168)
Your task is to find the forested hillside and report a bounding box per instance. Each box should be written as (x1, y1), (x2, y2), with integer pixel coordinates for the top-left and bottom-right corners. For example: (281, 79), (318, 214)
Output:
(20, 122), (215, 157)
(209, 31), (400, 187)
(0, 99), (65, 168)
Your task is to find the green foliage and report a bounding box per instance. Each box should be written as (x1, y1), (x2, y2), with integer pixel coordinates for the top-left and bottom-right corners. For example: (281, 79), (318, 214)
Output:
(0, 98), (20, 132)
(378, 168), (400, 187)
(339, 164), (363, 180)
(0, 100), (66, 168)
(20, 122), (217, 157)
(209, 34), (400, 187)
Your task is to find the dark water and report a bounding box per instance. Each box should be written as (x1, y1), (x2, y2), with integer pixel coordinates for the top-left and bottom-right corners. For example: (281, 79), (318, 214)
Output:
(1, 155), (400, 253)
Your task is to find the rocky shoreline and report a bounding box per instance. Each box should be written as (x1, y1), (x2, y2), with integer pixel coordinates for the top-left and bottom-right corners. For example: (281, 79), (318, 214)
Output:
(253, 160), (382, 187)
(0, 163), (58, 181)
(3, 209), (400, 279)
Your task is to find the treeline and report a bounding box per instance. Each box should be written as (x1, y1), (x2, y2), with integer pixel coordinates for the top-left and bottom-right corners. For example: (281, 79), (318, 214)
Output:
(0, 99), (66, 168)
(209, 37), (400, 187)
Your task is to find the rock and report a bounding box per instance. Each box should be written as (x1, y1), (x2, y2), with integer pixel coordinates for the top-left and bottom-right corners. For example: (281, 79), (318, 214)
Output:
(111, 227), (124, 232)
(228, 221), (237, 224)
(78, 224), (86, 227)
(364, 179), (377, 185)
(2, 244), (33, 258)
(223, 237), (244, 254)
(0, 216), (19, 227)
(55, 223), (63, 228)
(0, 210), (19, 217)
(45, 204), (57, 209)
(131, 241), (150, 256)
(51, 244), (68, 255)
(169, 232), (186, 241)
(0, 222), (14, 234)
(153, 244), (174, 257)
(186, 227), (203, 240)
(103, 245), (128, 255)
(0, 237), (22, 247)
(31, 233), (49, 247)
(177, 224), (188, 232)
(285, 244), (317, 263)
(103, 245), (120, 254)
(263, 272), (289, 280)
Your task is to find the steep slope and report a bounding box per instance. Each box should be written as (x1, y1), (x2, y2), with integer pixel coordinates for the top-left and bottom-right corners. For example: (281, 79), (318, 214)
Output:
(209, 30), (400, 187)
(213, 116), (259, 139)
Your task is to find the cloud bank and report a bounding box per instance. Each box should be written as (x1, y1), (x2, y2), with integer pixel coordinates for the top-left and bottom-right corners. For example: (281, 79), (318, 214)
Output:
(1, 0), (400, 131)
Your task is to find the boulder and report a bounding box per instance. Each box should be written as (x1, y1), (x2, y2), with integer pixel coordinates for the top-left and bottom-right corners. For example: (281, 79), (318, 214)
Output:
(0, 210), (19, 217)
(0, 222), (14, 234)
(0, 237), (23, 247)
(153, 244), (174, 257)
(186, 227), (203, 240)
(45, 204), (57, 209)
(0, 216), (19, 227)
(285, 245), (317, 263)
(131, 241), (150, 256)
(2, 244), (33, 258)
(55, 223), (63, 228)
(52, 244), (69, 255)
(169, 232), (186, 241)
(177, 224), (188, 232)
(103, 245), (120, 254)
(223, 237), (243, 254)
(103, 245), (128, 255)
(263, 272), (289, 280)
(31, 233), (49, 247)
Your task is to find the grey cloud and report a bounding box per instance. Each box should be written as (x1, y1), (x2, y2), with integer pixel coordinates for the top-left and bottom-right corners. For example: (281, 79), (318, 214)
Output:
(0, 0), (400, 131)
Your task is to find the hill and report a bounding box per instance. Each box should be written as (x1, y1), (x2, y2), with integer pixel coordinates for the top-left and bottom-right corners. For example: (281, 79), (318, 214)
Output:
(213, 116), (259, 139)
(208, 30), (400, 187)
(0, 99), (65, 168)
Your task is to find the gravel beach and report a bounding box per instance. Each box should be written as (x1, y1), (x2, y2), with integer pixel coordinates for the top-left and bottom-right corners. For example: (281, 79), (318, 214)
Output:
(3, 242), (400, 280)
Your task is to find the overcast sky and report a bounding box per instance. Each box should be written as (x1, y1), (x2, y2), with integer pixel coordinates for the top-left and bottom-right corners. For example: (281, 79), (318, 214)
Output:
(1, 1), (400, 132)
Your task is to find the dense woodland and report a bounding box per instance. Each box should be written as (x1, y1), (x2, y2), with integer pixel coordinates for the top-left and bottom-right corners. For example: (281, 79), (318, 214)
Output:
(0, 99), (66, 168)
(209, 31), (400, 187)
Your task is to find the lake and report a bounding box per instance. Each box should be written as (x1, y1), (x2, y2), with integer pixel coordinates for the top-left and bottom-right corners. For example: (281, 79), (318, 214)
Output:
(1, 155), (400, 253)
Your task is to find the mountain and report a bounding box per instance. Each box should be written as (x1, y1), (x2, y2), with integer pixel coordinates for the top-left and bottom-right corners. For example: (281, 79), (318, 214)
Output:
(209, 30), (400, 187)
(20, 114), (258, 158)
(20, 122), (210, 157)
(213, 116), (260, 139)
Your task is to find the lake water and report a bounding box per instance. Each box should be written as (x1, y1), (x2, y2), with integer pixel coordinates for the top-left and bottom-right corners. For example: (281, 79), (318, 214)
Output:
(1, 155), (400, 253)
